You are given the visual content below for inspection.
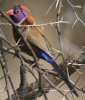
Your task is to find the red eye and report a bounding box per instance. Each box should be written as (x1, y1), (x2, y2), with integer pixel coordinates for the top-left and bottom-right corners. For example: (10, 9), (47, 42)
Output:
(16, 10), (19, 14)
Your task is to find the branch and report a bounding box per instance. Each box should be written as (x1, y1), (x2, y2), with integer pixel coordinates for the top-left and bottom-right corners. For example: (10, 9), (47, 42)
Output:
(0, 5), (85, 100)
(10, 47), (85, 100)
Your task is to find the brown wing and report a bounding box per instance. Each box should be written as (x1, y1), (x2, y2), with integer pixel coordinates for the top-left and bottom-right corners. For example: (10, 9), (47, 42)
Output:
(31, 26), (55, 55)
(24, 27), (51, 56)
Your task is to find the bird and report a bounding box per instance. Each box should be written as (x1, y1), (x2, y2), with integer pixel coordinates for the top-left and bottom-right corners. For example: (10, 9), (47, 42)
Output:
(6, 4), (78, 97)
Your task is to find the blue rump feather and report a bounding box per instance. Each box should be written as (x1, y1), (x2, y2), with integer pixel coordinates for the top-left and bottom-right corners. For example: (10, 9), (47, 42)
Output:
(38, 50), (55, 63)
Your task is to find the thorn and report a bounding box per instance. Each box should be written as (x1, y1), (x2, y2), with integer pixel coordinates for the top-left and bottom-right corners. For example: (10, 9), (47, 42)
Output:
(15, 38), (21, 46)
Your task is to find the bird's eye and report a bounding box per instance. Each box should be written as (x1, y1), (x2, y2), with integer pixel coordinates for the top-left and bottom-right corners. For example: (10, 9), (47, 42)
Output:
(16, 10), (19, 14)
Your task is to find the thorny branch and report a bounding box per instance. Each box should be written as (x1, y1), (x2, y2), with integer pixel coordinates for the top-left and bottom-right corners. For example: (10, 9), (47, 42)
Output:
(0, 35), (12, 100)
(0, 0), (85, 100)
(55, 0), (66, 63)
(0, 19), (70, 27)
(65, 0), (85, 27)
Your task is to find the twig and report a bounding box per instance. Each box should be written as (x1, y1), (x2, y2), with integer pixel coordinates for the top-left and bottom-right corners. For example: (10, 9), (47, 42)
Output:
(0, 20), (70, 27)
(55, 0), (66, 63)
(38, 71), (48, 100)
(45, 0), (57, 15)
(0, 39), (12, 100)
(66, 0), (85, 27)
(35, 67), (70, 100)
(83, 0), (85, 14)
(0, 29), (20, 100)
(56, 0), (62, 49)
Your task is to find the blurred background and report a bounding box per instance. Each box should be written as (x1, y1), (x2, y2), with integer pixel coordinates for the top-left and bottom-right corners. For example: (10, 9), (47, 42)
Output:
(0, 0), (85, 100)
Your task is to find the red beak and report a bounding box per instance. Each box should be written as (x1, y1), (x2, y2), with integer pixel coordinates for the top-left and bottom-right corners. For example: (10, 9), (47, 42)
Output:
(6, 9), (14, 15)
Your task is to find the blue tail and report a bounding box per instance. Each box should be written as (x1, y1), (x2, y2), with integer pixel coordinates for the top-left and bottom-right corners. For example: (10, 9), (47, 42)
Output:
(38, 50), (55, 63)
(38, 50), (79, 97)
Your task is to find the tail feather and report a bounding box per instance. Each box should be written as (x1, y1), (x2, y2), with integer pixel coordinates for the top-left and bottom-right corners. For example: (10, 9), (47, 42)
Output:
(51, 62), (79, 97)
(38, 49), (78, 97)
